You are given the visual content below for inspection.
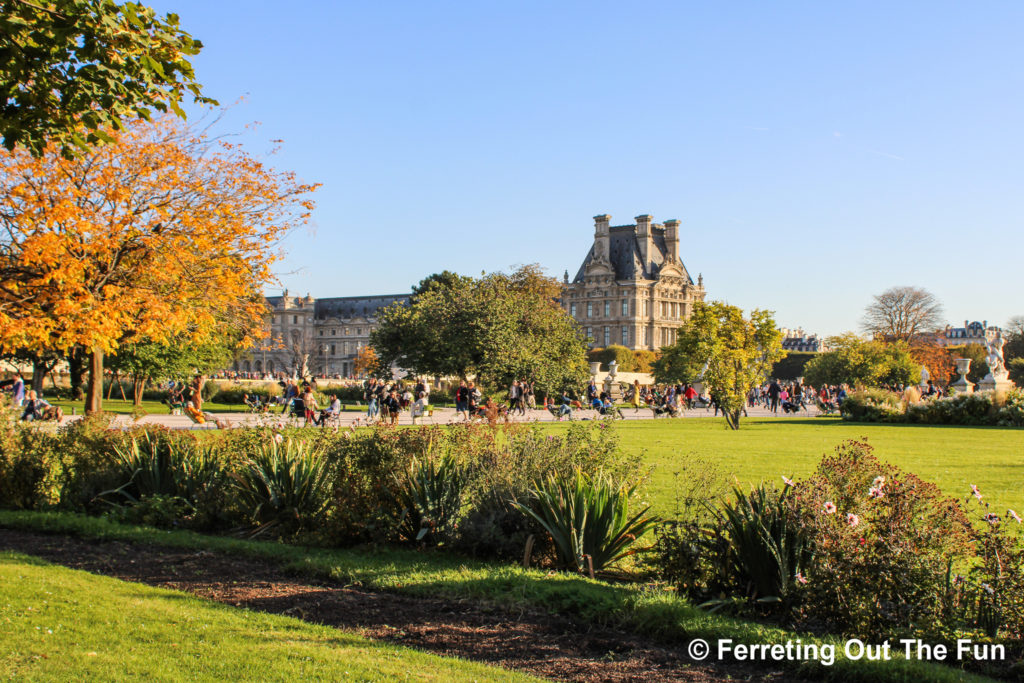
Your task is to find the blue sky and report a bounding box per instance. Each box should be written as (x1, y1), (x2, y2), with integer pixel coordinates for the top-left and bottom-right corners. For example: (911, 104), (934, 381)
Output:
(153, 1), (1024, 336)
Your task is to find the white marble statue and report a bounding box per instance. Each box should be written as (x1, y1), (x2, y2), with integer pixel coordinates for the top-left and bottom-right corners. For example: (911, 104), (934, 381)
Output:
(985, 333), (1008, 379)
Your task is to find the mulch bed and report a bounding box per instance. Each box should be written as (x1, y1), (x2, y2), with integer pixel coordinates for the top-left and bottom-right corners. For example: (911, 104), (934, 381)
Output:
(0, 528), (786, 682)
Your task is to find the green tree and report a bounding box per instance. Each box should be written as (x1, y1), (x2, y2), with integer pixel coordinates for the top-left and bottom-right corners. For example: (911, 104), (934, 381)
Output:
(587, 345), (636, 372)
(653, 301), (784, 430)
(770, 351), (817, 381)
(803, 334), (921, 388)
(107, 332), (240, 405)
(372, 265), (589, 394)
(1, 0), (215, 156)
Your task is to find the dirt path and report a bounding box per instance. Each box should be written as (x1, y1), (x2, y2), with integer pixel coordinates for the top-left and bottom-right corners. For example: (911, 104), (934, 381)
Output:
(0, 529), (786, 682)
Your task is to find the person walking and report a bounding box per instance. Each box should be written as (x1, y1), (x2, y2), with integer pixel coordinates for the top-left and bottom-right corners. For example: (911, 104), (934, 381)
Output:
(301, 386), (318, 426)
(364, 378), (379, 421)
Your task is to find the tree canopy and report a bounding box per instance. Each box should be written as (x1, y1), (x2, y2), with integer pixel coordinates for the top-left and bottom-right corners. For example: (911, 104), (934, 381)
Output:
(803, 333), (921, 389)
(1, 0), (214, 156)
(371, 265), (589, 392)
(0, 116), (318, 411)
(860, 286), (944, 342)
(652, 301), (784, 429)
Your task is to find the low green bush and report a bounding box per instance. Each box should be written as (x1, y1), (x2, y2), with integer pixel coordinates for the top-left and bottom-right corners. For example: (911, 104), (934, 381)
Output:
(842, 388), (1024, 426)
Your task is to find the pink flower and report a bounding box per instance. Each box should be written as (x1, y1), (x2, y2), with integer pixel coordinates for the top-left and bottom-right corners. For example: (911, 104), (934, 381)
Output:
(273, 433), (284, 444)
(823, 502), (837, 515)
(846, 513), (860, 527)
(781, 476), (795, 487)
(970, 484), (983, 501)
(871, 476), (885, 489)
(1009, 509), (1022, 524)
(869, 486), (884, 499)
(795, 572), (808, 585)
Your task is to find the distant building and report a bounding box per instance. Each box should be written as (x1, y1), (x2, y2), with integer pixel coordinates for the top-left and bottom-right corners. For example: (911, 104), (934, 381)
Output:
(937, 320), (1002, 348)
(779, 327), (829, 353)
(562, 213), (706, 350)
(237, 290), (409, 377)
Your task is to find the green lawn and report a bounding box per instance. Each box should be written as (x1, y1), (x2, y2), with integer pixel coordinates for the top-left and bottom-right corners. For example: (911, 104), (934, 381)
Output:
(0, 550), (535, 682)
(550, 417), (1024, 517)
(0, 511), (989, 682)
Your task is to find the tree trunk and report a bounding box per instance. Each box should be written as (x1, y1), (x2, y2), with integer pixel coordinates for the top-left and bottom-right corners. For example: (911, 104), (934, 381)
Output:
(31, 360), (47, 393)
(725, 409), (742, 430)
(133, 375), (147, 406)
(68, 347), (85, 400)
(85, 348), (104, 414)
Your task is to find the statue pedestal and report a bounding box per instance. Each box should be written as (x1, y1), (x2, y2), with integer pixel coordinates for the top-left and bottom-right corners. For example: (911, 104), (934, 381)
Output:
(603, 377), (622, 401)
(977, 374), (1016, 393)
(949, 378), (974, 394)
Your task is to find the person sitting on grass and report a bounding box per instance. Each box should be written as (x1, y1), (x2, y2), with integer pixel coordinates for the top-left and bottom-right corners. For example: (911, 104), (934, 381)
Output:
(21, 390), (62, 422)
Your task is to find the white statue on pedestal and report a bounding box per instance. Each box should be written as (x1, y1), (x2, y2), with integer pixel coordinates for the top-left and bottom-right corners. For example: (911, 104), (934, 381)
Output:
(985, 332), (1008, 380)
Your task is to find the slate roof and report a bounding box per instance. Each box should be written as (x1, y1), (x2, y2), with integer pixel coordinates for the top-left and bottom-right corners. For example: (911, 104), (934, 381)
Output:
(313, 294), (409, 320)
(572, 224), (694, 284)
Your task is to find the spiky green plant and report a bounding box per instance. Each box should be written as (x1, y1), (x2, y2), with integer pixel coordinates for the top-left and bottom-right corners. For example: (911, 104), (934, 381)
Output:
(106, 433), (223, 505)
(513, 469), (659, 573)
(718, 484), (812, 602)
(392, 454), (466, 544)
(232, 438), (331, 526)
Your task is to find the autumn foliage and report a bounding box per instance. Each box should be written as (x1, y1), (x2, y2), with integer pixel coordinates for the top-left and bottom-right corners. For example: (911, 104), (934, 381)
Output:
(0, 116), (318, 410)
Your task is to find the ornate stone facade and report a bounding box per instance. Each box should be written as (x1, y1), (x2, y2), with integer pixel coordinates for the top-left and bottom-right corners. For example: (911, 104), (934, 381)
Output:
(562, 214), (705, 351)
(236, 290), (409, 377)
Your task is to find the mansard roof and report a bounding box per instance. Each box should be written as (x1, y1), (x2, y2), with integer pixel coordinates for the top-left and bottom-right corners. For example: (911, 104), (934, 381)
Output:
(571, 223), (693, 284)
(314, 294), (409, 320)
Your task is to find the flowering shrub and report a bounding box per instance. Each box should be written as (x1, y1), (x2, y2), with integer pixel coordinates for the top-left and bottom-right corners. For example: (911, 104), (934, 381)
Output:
(788, 440), (973, 639)
(652, 440), (1024, 643)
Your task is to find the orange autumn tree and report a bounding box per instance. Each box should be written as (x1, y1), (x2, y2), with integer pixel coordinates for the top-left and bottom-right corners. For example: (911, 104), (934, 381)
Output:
(0, 117), (318, 412)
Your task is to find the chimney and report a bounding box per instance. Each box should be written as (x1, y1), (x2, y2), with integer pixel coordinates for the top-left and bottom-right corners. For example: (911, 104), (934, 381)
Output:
(593, 214), (610, 262)
(663, 219), (680, 264)
(635, 214), (653, 274)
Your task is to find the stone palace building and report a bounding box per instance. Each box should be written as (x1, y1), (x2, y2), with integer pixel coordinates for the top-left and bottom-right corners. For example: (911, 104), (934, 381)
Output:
(236, 290), (409, 377)
(562, 214), (705, 350)
(235, 212), (707, 377)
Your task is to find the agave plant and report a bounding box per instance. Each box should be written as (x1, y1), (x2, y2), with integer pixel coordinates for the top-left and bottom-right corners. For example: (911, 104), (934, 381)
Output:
(717, 484), (812, 602)
(106, 433), (221, 504)
(513, 469), (659, 573)
(392, 454), (466, 543)
(232, 437), (332, 526)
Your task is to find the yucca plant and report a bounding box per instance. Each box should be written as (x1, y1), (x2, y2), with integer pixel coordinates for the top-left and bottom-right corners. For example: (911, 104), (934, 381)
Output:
(232, 437), (331, 527)
(392, 454), (466, 544)
(717, 484), (812, 602)
(513, 469), (659, 573)
(107, 433), (177, 502)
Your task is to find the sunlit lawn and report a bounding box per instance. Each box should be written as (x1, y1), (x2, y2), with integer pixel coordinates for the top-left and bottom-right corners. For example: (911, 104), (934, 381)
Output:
(0, 551), (535, 682)
(550, 417), (1024, 517)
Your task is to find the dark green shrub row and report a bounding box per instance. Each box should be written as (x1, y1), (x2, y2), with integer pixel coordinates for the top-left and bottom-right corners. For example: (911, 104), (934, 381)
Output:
(841, 388), (1024, 426)
(652, 440), (1024, 643)
(0, 417), (648, 568)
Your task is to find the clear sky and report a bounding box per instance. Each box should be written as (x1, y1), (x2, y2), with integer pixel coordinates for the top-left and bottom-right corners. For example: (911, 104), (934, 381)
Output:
(151, 1), (1024, 337)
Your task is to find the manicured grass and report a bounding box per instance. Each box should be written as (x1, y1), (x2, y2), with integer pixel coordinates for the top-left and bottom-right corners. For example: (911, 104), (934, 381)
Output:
(47, 398), (242, 415)
(548, 418), (1024, 518)
(0, 550), (535, 682)
(0, 511), (991, 682)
